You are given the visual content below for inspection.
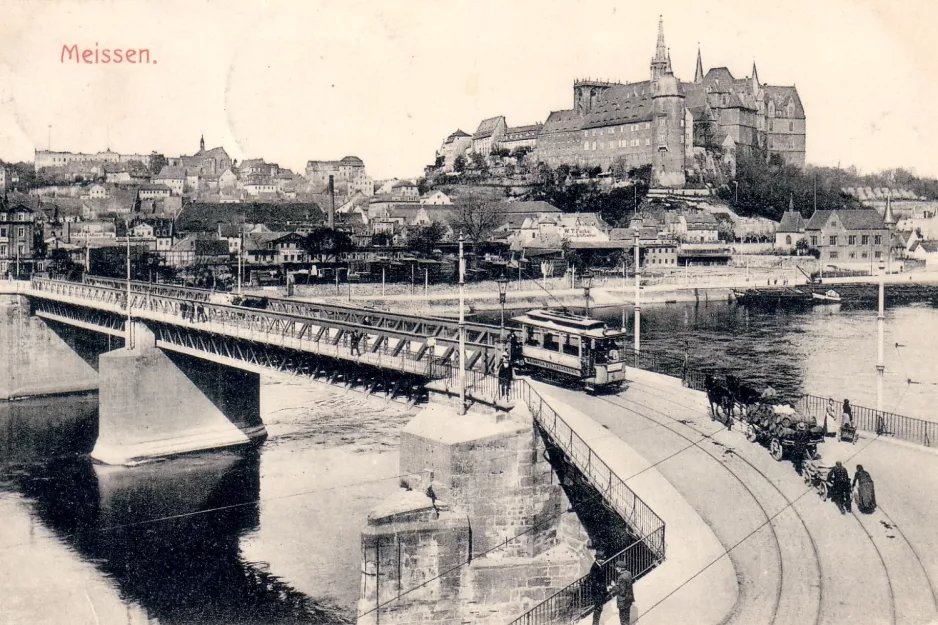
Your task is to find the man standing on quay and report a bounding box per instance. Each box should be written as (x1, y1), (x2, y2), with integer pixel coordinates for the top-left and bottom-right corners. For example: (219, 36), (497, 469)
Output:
(614, 563), (634, 624)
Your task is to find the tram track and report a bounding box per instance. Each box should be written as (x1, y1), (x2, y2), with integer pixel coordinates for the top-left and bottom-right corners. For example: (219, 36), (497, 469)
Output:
(593, 388), (822, 625)
(622, 378), (923, 625)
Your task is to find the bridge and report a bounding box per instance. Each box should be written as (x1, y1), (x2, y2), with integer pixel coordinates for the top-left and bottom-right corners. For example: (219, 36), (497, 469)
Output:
(0, 277), (510, 465)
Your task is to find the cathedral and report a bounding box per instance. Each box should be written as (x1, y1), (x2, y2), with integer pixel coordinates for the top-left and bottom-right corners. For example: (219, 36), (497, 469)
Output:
(534, 17), (806, 187)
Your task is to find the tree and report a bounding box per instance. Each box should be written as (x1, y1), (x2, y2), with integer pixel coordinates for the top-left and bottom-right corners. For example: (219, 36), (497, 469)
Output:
(406, 223), (446, 255)
(433, 155), (445, 169)
(149, 152), (168, 176)
(453, 154), (467, 173)
(468, 152), (486, 171)
(47, 248), (74, 279)
(303, 227), (353, 262)
(448, 197), (504, 251)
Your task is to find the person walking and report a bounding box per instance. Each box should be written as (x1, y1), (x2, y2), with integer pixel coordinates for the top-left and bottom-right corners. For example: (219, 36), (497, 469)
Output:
(828, 461), (852, 514)
(614, 563), (634, 625)
(589, 549), (608, 625)
(839, 398), (856, 443)
(350, 330), (362, 357)
(852, 464), (877, 513)
(791, 423), (809, 476)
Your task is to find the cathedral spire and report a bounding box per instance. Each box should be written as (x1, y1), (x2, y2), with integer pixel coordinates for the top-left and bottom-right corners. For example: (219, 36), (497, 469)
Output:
(650, 15), (669, 81)
(695, 45), (704, 83)
(751, 61), (760, 91)
(200, 134), (205, 153)
(667, 48), (672, 72)
(884, 191), (897, 227)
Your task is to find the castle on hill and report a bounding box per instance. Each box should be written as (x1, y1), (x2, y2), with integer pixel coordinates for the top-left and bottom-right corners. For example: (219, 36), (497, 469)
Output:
(448, 17), (806, 188)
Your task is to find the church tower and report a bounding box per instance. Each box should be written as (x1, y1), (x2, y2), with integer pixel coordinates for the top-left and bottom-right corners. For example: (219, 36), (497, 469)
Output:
(694, 46), (704, 83)
(199, 135), (205, 153)
(650, 16), (669, 82)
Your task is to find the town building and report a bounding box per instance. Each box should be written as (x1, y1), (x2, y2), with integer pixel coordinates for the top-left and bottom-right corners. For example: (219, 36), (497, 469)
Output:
(305, 156), (374, 197)
(499, 124), (542, 153)
(34, 149), (152, 172)
(804, 209), (891, 268)
(168, 136), (232, 177)
(0, 166), (10, 190)
(775, 209), (806, 249)
(0, 202), (39, 276)
(437, 130), (473, 171)
(153, 166), (186, 196)
(534, 18), (806, 184)
(471, 116), (507, 157)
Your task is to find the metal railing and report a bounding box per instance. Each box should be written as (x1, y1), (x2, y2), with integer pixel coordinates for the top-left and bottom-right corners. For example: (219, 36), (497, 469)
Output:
(508, 528), (665, 625)
(517, 381), (666, 555)
(796, 394), (936, 448)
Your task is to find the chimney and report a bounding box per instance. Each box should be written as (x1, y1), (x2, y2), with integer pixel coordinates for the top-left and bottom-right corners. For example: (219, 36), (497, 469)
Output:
(328, 175), (336, 229)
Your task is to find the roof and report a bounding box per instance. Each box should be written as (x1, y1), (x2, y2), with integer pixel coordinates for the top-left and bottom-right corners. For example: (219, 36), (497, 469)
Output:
(446, 129), (471, 142)
(241, 158), (266, 168)
(340, 156), (365, 167)
(139, 183), (171, 191)
(154, 165), (186, 180)
(503, 124), (542, 139)
(919, 240), (938, 253)
(777, 210), (805, 233)
(804, 209), (885, 231)
(473, 116), (506, 139)
(765, 85), (805, 118)
(392, 180), (417, 189)
(175, 202), (324, 233)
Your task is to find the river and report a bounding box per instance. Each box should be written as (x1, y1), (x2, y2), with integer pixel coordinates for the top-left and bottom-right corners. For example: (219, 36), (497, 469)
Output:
(3, 300), (937, 624)
(0, 377), (413, 625)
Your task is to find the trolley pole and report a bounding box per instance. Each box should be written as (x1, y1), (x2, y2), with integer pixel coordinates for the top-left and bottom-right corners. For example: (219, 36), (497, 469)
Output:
(126, 234), (133, 349)
(633, 229), (641, 355)
(876, 260), (885, 411)
(458, 234), (466, 415)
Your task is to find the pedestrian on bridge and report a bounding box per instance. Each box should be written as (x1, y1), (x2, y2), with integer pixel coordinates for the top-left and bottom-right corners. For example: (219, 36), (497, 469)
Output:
(350, 330), (362, 357)
(614, 563), (634, 625)
(828, 461), (852, 514)
(498, 355), (513, 399)
(589, 548), (608, 625)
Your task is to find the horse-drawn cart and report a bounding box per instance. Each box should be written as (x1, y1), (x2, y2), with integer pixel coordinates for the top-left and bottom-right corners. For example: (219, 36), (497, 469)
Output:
(742, 403), (825, 461)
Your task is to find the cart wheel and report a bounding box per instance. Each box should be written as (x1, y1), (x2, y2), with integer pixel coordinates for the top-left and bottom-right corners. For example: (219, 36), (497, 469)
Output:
(770, 438), (784, 461)
(816, 481), (828, 500)
(745, 424), (758, 443)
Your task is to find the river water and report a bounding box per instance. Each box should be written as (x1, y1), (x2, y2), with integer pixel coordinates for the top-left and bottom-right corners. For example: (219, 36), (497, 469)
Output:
(3, 300), (938, 625)
(0, 377), (412, 625)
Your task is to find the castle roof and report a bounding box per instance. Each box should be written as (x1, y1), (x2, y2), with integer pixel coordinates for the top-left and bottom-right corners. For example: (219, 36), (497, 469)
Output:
(340, 156), (365, 167)
(540, 110), (583, 134)
(764, 86), (805, 118)
(154, 165), (186, 180)
(473, 116), (506, 139)
(504, 124), (542, 139)
(446, 129), (471, 142)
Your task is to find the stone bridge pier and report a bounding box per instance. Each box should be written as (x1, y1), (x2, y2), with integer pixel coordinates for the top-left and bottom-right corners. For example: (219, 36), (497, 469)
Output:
(0, 293), (101, 400)
(92, 322), (267, 465)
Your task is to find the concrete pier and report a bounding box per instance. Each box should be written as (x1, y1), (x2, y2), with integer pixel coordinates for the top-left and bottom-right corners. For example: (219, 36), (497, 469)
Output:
(0, 294), (100, 400)
(358, 388), (591, 624)
(92, 323), (266, 465)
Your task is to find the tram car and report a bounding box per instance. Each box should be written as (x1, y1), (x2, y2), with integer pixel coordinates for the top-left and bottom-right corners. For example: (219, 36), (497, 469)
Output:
(511, 309), (629, 392)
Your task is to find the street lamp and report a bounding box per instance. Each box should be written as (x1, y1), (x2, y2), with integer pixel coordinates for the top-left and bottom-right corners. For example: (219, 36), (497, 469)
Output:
(497, 275), (509, 341)
(733, 181), (739, 204)
(458, 234), (466, 415)
(581, 271), (593, 317)
(633, 226), (641, 356)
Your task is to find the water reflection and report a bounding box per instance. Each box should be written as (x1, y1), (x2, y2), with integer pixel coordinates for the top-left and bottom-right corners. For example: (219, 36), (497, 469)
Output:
(0, 396), (350, 624)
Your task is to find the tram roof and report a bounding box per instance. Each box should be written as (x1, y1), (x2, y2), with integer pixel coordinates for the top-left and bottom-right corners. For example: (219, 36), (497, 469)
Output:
(511, 309), (627, 339)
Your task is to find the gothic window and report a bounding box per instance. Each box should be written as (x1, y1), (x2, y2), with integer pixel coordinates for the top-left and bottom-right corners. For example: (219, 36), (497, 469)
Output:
(789, 121), (794, 132)
(829, 236), (838, 246)
(786, 235), (792, 245)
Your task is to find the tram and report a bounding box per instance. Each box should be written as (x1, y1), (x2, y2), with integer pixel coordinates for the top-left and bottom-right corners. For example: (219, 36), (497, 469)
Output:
(511, 309), (629, 392)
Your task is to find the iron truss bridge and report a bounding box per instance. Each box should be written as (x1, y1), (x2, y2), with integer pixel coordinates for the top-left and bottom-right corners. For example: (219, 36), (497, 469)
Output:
(25, 278), (509, 380)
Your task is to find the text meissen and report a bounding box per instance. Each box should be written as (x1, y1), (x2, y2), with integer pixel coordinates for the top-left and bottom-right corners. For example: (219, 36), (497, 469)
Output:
(61, 44), (155, 64)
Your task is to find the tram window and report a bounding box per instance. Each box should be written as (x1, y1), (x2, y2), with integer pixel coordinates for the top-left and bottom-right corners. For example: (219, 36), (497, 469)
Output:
(543, 332), (560, 352)
(562, 335), (580, 356)
(525, 327), (540, 347)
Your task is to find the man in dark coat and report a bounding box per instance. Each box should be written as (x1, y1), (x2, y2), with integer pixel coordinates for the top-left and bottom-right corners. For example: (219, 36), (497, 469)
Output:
(497, 355), (513, 399)
(614, 564), (634, 624)
(589, 550), (607, 625)
(791, 423), (809, 475)
(853, 464), (876, 513)
(828, 461), (852, 514)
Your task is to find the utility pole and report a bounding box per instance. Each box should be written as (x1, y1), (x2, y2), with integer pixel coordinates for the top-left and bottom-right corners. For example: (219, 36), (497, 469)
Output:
(126, 233), (133, 349)
(876, 259), (885, 411)
(237, 226), (244, 296)
(458, 234), (466, 415)
(633, 228), (641, 355)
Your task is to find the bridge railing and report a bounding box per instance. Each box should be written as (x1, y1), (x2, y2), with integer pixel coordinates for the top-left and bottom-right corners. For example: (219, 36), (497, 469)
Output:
(508, 527), (665, 625)
(795, 394), (936, 448)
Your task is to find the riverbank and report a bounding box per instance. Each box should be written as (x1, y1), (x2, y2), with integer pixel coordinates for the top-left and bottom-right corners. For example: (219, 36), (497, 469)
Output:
(260, 266), (938, 317)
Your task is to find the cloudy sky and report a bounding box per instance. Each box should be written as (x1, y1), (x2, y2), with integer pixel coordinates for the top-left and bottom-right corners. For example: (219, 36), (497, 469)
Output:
(0, 0), (935, 179)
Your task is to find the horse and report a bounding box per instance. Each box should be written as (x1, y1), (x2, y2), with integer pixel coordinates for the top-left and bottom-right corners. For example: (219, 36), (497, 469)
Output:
(704, 375), (734, 428)
(726, 375), (762, 419)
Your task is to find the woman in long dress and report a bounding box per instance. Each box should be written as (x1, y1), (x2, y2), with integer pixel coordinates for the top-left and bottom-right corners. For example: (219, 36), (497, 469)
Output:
(853, 465), (876, 513)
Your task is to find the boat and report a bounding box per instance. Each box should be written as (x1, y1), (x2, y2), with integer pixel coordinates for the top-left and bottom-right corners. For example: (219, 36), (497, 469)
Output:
(811, 289), (842, 303)
(732, 287), (813, 307)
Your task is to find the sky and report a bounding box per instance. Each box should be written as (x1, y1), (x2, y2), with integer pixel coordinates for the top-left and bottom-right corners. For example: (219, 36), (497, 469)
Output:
(0, 0), (936, 180)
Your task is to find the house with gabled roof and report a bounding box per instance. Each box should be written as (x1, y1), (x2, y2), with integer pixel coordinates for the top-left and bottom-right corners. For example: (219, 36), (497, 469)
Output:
(775, 209), (806, 249)
(471, 116), (507, 156)
(804, 209), (890, 268)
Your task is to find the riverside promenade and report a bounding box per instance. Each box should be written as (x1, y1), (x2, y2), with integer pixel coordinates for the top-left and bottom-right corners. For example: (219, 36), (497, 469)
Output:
(534, 369), (938, 625)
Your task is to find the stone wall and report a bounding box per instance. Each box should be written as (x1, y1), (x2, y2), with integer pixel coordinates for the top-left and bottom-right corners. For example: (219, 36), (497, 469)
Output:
(358, 400), (590, 624)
